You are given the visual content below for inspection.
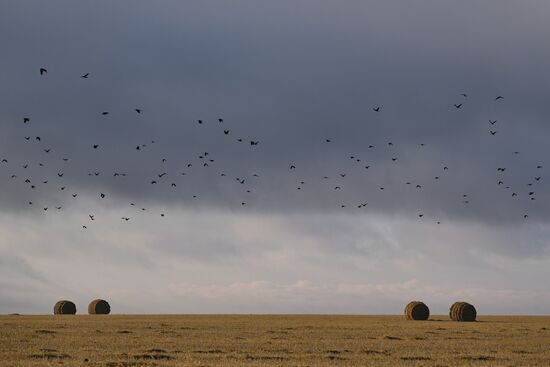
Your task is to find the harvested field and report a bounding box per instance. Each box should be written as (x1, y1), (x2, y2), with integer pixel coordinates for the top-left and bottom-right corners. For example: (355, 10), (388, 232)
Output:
(1, 315), (550, 366)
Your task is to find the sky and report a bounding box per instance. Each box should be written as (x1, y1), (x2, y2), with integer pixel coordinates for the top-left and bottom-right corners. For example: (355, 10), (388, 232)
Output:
(1, 1), (550, 314)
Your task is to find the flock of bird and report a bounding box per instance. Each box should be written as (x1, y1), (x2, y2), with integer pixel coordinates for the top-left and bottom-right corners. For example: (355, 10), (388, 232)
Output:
(1, 68), (544, 229)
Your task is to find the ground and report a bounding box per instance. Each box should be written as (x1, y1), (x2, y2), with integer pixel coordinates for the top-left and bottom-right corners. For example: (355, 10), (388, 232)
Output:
(1, 315), (549, 366)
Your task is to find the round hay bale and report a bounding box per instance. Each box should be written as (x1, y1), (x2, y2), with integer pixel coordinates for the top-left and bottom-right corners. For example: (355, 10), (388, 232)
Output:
(449, 301), (477, 322)
(88, 299), (111, 315)
(53, 300), (76, 315)
(404, 301), (430, 320)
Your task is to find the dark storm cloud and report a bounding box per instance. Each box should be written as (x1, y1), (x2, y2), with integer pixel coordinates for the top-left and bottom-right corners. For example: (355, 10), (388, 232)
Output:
(1, 0), (549, 224)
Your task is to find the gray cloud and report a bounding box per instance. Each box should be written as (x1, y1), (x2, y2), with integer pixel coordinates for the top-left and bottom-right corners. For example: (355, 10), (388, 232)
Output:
(1, 1), (550, 313)
(2, 207), (550, 314)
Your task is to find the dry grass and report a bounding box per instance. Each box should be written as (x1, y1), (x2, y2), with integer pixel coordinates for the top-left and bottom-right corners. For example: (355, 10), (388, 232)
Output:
(1, 314), (550, 366)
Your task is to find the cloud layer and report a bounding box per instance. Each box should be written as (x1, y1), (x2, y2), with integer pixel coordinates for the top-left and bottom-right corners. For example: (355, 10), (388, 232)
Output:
(1, 1), (550, 313)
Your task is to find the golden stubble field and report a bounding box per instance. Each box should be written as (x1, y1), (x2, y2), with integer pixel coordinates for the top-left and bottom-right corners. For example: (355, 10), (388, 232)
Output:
(2, 315), (550, 366)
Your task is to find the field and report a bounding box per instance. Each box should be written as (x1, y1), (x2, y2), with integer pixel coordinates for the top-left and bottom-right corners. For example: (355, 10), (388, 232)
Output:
(2, 315), (550, 366)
